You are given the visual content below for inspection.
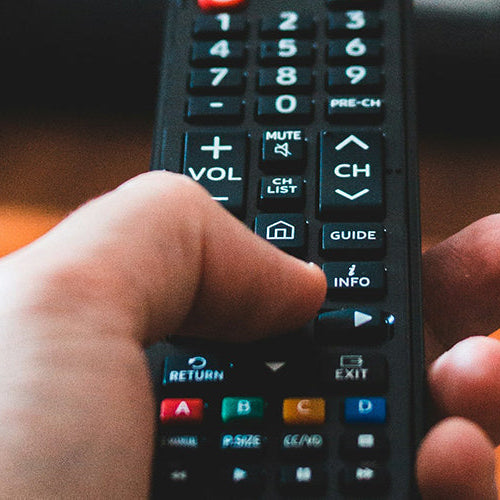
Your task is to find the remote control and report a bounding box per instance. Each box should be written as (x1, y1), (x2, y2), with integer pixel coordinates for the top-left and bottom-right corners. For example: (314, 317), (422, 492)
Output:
(149, 0), (423, 497)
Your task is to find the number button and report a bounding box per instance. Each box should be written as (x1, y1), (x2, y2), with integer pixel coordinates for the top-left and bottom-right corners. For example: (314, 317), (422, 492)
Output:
(260, 12), (315, 38)
(189, 68), (246, 94)
(258, 67), (314, 94)
(259, 40), (315, 66)
(327, 38), (383, 63)
(327, 66), (383, 91)
(191, 40), (246, 67)
(328, 11), (382, 36)
(257, 95), (314, 124)
(193, 14), (248, 39)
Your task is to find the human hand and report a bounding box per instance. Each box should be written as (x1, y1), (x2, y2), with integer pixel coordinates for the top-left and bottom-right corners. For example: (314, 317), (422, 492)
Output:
(1, 171), (498, 498)
(417, 215), (500, 498)
(0, 172), (326, 497)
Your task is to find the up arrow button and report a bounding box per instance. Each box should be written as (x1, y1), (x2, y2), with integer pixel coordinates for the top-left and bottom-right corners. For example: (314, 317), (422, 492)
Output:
(335, 135), (370, 151)
(319, 131), (384, 219)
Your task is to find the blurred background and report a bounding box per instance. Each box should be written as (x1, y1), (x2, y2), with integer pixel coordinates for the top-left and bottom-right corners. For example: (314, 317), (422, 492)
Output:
(0, 0), (500, 483)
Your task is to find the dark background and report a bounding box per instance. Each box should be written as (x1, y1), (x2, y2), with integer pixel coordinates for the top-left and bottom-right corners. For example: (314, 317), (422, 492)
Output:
(1, 0), (499, 134)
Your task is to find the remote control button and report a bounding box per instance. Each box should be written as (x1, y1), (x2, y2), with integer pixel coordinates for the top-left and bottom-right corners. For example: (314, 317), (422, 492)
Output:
(279, 465), (327, 494)
(327, 38), (383, 63)
(254, 213), (307, 256)
(328, 95), (384, 121)
(321, 353), (388, 392)
(191, 40), (246, 67)
(339, 431), (390, 460)
(160, 398), (204, 424)
(186, 97), (244, 124)
(339, 464), (390, 495)
(322, 262), (386, 297)
(258, 356), (321, 391)
(160, 464), (202, 491)
(189, 68), (246, 94)
(259, 176), (305, 211)
(328, 11), (382, 36)
(220, 433), (267, 454)
(327, 66), (383, 92)
(219, 465), (265, 492)
(261, 129), (307, 171)
(162, 353), (233, 387)
(259, 39), (315, 66)
(256, 95), (314, 124)
(183, 132), (247, 216)
(321, 223), (386, 257)
(193, 14), (248, 39)
(260, 12), (315, 39)
(344, 397), (386, 423)
(316, 308), (393, 344)
(158, 434), (207, 455)
(257, 67), (314, 94)
(221, 397), (265, 423)
(198, 0), (247, 12)
(281, 433), (327, 456)
(319, 131), (384, 218)
(283, 398), (326, 425)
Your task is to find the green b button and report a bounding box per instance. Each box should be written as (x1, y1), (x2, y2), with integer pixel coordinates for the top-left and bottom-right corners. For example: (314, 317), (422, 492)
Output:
(221, 397), (265, 423)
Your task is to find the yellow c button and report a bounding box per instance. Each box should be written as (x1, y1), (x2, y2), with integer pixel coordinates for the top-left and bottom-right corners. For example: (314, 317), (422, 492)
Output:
(283, 398), (326, 425)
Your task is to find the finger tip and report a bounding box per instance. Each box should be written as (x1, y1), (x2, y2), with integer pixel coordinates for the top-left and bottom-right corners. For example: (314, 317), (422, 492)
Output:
(417, 417), (497, 499)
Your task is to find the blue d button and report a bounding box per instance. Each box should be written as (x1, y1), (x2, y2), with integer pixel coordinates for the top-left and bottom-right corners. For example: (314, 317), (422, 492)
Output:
(344, 397), (386, 424)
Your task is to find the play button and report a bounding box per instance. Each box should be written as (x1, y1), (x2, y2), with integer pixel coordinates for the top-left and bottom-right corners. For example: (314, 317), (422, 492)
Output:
(315, 308), (393, 345)
(354, 311), (373, 328)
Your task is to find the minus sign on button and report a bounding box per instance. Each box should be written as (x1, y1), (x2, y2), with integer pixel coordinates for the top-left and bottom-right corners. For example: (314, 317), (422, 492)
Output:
(213, 196), (229, 201)
(210, 102), (224, 108)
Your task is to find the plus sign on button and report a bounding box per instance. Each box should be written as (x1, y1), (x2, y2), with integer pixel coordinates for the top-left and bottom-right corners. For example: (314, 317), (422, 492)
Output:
(183, 132), (248, 217)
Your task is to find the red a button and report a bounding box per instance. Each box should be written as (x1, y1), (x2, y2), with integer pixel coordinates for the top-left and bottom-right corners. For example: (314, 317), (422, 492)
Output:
(160, 398), (204, 424)
(198, 0), (247, 11)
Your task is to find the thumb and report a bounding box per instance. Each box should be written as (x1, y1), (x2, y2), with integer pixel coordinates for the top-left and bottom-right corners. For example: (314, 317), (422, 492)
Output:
(0, 172), (326, 344)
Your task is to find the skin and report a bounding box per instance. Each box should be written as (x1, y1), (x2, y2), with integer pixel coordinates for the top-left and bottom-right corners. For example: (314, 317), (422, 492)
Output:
(0, 171), (498, 498)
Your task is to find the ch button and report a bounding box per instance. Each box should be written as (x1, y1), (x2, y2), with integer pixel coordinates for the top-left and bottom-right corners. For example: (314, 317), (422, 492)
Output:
(319, 131), (384, 219)
(183, 132), (247, 217)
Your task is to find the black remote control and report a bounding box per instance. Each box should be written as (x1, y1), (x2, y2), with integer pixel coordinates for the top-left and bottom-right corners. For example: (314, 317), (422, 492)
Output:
(149, 0), (423, 497)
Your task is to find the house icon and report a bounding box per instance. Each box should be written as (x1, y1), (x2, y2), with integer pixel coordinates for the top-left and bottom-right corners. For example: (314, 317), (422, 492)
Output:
(266, 220), (296, 240)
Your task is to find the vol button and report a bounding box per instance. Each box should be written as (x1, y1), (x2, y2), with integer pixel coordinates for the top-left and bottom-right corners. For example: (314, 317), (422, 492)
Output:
(183, 132), (248, 217)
